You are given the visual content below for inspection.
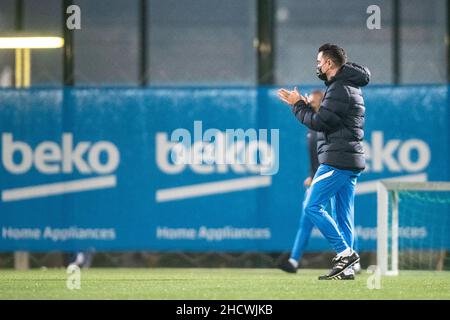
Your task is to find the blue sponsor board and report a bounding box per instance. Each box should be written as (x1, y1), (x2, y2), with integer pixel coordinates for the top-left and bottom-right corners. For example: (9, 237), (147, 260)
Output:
(0, 86), (448, 252)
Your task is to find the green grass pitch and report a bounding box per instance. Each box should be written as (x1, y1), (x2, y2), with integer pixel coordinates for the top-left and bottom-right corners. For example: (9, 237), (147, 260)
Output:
(0, 268), (449, 299)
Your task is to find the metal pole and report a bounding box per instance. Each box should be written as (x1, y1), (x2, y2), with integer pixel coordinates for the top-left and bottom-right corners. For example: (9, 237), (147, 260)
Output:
(140, 0), (149, 86)
(257, 0), (275, 85)
(15, 0), (23, 31)
(14, 0), (30, 271)
(377, 182), (389, 275)
(63, 0), (75, 86)
(392, 0), (400, 84)
(23, 48), (31, 87)
(391, 191), (399, 275)
(62, 1), (75, 269)
(447, 0), (450, 82)
(15, 48), (22, 87)
(14, 0), (24, 88)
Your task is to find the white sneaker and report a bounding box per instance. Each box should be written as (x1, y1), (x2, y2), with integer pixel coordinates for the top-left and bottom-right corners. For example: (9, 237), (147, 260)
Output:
(353, 262), (362, 274)
(343, 267), (355, 276)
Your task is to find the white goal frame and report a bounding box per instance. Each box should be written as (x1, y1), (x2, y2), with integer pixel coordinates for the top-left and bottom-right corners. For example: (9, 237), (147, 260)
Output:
(377, 180), (450, 276)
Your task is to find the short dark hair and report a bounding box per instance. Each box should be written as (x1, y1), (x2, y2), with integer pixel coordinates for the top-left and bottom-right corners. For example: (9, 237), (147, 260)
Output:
(318, 43), (347, 67)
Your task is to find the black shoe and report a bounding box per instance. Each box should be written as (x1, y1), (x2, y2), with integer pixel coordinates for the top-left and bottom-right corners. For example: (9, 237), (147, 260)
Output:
(335, 273), (355, 280)
(318, 272), (355, 280)
(318, 252), (360, 280)
(278, 260), (297, 274)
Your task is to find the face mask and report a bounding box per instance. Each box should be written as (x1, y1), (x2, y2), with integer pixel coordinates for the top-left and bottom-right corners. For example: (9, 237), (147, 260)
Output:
(316, 62), (328, 81)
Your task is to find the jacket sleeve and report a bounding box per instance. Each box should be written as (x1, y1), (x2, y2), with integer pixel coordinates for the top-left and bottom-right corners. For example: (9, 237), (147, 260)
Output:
(292, 86), (349, 132)
(307, 130), (319, 177)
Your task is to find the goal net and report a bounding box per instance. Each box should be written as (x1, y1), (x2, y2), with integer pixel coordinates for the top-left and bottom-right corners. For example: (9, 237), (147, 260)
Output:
(377, 181), (450, 275)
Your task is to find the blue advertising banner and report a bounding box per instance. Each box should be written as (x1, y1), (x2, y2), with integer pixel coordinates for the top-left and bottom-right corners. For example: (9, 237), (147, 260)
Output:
(0, 86), (449, 252)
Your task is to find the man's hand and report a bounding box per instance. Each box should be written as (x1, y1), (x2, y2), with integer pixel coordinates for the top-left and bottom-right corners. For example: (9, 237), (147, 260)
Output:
(277, 87), (307, 106)
(303, 176), (312, 188)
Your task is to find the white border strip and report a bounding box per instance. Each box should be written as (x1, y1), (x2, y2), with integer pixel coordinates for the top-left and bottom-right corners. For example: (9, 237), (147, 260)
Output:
(156, 176), (272, 203)
(310, 170), (334, 187)
(356, 173), (427, 195)
(1, 175), (117, 202)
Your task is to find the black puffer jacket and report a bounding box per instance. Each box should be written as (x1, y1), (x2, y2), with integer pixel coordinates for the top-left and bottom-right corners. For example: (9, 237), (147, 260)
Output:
(307, 129), (319, 178)
(293, 62), (370, 171)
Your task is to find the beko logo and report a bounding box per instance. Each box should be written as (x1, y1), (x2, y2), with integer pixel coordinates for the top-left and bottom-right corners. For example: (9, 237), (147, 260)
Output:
(1, 133), (120, 202)
(155, 121), (279, 203)
(356, 131), (431, 195)
(363, 131), (431, 173)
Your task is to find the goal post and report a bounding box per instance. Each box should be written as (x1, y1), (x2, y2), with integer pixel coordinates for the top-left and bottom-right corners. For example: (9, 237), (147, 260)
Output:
(377, 180), (450, 276)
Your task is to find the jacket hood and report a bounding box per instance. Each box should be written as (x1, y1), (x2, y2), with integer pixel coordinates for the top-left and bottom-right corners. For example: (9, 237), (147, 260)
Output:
(329, 62), (371, 87)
